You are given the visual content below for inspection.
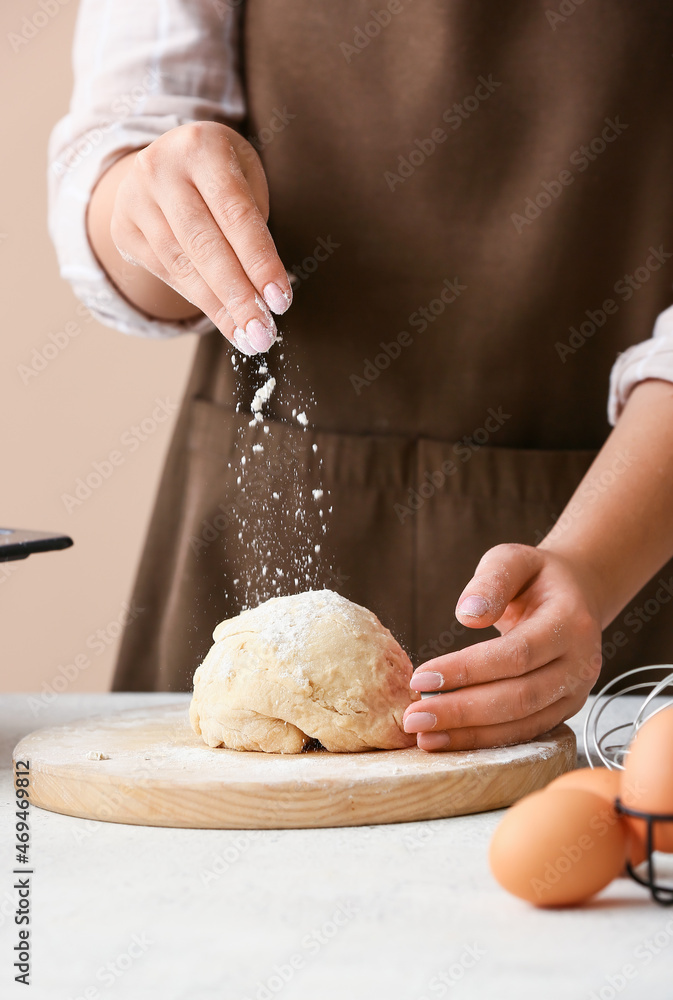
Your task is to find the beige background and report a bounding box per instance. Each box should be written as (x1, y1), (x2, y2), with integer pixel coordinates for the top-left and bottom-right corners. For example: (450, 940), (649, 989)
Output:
(1, 1), (196, 694)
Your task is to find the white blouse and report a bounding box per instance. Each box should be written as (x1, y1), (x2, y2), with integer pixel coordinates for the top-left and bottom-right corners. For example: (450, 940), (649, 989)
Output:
(47, 0), (673, 424)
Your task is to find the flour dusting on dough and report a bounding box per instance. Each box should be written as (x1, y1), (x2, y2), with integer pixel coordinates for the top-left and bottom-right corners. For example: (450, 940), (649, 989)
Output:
(190, 590), (418, 754)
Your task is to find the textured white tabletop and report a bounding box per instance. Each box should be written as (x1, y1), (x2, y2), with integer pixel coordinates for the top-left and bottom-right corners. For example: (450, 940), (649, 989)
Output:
(1, 693), (671, 1000)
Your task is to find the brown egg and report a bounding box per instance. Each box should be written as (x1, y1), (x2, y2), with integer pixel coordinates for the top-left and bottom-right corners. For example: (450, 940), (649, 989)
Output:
(621, 706), (673, 853)
(489, 787), (628, 907)
(547, 766), (619, 798)
(546, 767), (646, 865)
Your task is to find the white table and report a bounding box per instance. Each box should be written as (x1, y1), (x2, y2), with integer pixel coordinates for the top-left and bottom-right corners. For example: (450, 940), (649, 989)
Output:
(1, 694), (671, 1000)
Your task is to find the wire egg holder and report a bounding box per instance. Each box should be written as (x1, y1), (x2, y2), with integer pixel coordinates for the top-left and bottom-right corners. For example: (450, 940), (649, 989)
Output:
(584, 665), (673, 905)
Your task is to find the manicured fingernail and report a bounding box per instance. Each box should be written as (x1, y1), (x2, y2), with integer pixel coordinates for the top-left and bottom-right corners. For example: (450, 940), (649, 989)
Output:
(457, 595), (489, 618)
(245, 318), (276, 352)
(410, 671), (444, 692)
(233, 328), (257, 356)
(263, 281), (291, 315)
(403, 712), (437, 733)
(420, 733), (451, 751)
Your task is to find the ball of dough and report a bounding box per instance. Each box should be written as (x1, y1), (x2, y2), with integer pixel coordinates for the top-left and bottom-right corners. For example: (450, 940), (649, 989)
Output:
(189, 590), (417, 753)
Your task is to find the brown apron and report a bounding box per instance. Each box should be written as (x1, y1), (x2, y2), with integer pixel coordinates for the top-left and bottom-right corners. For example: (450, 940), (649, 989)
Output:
(113, 0), (673, 693)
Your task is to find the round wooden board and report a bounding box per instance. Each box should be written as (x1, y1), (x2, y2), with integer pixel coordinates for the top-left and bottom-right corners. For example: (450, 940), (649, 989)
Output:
(13, 700), (576, 829)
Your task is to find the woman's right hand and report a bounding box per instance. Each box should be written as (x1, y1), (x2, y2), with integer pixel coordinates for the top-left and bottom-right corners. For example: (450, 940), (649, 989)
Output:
(109, 121), (292, 354)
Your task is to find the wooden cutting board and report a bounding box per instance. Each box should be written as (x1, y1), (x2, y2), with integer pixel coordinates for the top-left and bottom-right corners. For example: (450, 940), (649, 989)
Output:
(13, 700), (576, 829)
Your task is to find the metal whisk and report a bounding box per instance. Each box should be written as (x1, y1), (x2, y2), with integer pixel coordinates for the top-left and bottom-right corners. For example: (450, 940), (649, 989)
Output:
(583, 665), (673, 904)
(584, 664), (673, 770)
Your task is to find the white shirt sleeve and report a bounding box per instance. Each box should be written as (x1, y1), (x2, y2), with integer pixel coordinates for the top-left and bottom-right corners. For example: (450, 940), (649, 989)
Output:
(608, 304), (673, 423)
(47, 0), (246, 340)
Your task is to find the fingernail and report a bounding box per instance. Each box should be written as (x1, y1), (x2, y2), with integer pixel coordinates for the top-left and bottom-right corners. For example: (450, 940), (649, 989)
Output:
(419, 733), (451, 751)
(403, 712), (437, 734)
(233, 328), (257, 356)
(457, 595), (489, 618)
(245, 318), (276, 352)
(410, 671), (444, 692)
(263, 281), (292, 315)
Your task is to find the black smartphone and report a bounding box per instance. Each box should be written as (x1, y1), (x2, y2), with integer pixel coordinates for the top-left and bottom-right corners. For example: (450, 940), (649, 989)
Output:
(0, 528), (73, 562)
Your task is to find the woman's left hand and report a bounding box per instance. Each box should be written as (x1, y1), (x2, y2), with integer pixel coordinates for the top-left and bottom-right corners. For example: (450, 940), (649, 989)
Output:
(403, 543), (603, 751)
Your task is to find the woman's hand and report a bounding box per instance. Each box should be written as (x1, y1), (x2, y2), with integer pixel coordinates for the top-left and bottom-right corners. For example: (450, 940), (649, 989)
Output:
(403, 543), (603, 751)
(107, 121), (292, 354)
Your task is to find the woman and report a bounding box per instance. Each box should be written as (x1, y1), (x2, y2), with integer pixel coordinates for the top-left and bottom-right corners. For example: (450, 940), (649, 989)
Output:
(48, 0), (673, 751)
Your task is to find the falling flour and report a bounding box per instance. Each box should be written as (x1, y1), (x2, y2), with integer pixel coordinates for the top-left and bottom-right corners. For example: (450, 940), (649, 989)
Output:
(249, 376), (277, 425)
(224, 349), (332, 610)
